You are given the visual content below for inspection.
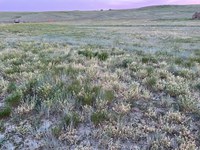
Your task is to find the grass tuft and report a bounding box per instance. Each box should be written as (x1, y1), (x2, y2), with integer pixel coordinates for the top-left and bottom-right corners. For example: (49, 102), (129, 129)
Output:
(97, 52), (109, 61)
(6, 91), (22, 107)
(91, 111), (107, 126)
(63, 112), (81, 128)
(0, 107), (11, 119)
(7, 82), (17, 93)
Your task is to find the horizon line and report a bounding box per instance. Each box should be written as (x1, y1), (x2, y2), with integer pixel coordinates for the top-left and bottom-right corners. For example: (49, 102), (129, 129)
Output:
(0, 4), (199, 13)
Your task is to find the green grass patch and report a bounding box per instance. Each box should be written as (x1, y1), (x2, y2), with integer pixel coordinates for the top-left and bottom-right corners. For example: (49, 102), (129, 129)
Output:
(63, 112), (81, 128)
(5, 91), (22, 107)
(195, 83), (200, 91)
(141, 56), (157, 64)
(51, 126), (62, 138)
(78, 50), (109, 61)
(77, 85), (101, 106)
(121, 59), (132, 68)
(7, 82), (17, 93)
(146, 77), (157, 88)
(104, 90), (115, 102)
(91, 111), (107, 126)
(97, 52), (109, 61)
(0, 107), (11, 119)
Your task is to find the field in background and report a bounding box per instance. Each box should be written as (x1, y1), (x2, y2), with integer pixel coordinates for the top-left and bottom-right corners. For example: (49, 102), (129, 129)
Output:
(0, 5), (200, 23)
(0, 5), (200, 149)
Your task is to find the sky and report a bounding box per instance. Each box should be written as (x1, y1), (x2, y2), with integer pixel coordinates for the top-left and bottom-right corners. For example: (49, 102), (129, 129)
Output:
(0, 0), (199, 11)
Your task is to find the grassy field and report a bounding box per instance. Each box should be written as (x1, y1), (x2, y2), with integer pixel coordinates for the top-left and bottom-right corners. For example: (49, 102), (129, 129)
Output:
(0, 5), (200, 149)
(0, 5), (200, 23)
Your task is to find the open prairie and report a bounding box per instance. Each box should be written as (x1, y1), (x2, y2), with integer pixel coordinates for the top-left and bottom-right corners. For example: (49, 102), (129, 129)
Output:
(0, 5), (200, 149)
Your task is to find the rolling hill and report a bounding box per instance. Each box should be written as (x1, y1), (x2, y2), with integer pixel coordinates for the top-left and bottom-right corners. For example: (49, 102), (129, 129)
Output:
(0, 5), (200, 24)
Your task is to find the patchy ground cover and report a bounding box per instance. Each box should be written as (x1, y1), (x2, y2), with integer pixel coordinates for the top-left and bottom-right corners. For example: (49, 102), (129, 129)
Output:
(0, 7), (200, 149)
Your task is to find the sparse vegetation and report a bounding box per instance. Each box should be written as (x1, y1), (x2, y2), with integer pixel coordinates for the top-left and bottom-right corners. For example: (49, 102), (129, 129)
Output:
(0, 5), (200, 149)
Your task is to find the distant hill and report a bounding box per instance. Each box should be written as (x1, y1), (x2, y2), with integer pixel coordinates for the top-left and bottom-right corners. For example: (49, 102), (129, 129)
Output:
(0, 5), (200, 23)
